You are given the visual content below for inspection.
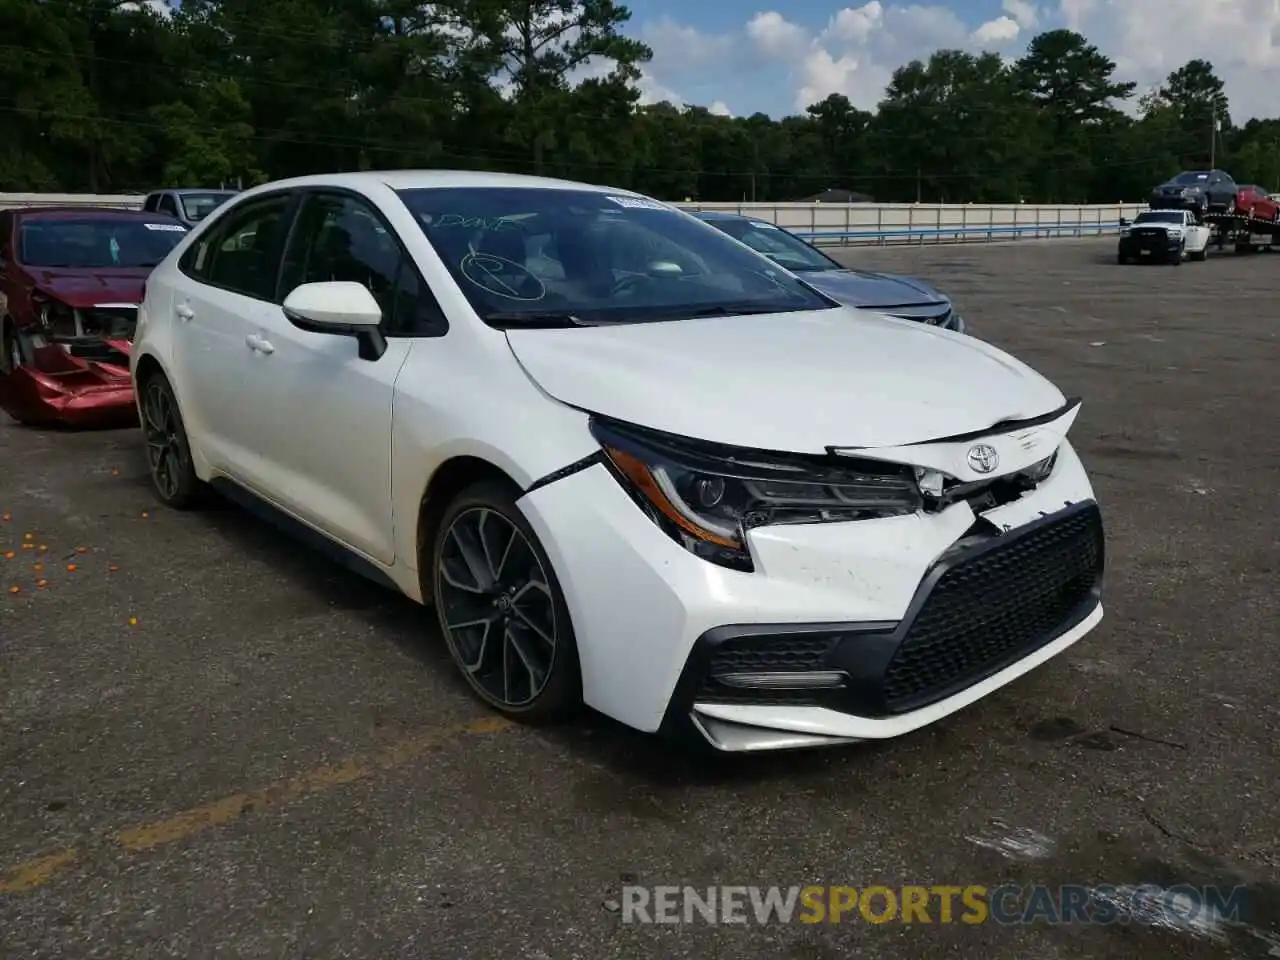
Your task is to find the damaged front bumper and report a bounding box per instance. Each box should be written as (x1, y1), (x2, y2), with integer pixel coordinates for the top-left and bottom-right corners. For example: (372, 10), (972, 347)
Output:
(0, 338), (138, 427)
(517, 404), (1104, 751)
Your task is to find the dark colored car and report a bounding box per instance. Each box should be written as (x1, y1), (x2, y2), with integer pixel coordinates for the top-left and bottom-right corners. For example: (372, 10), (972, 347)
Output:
(0, 207), (187, 426)
(1149, 170), (1237, 217)
(142, 188), (238, 229)
(692, 211), (965, 333)
(1233, 185), (1280, 220)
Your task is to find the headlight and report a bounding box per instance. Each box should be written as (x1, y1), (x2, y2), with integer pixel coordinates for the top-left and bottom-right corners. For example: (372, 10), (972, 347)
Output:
(33, 297), (75, 332)
(590, 417), (923, 572)
(1120, 228), (1131, 236)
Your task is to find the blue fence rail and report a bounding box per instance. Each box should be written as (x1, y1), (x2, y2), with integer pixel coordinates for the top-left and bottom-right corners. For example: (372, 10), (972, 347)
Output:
(789, 221), (1125, 246)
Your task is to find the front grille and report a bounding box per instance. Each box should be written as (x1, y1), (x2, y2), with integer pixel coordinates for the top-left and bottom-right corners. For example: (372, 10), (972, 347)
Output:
(882, 504), (1103, 713)
(697, 635), (837, 704)
(1132, 229), (1168, 241)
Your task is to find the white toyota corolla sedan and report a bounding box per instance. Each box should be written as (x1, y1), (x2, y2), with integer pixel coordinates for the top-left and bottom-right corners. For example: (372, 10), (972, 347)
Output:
(131, 171), (1105, 752)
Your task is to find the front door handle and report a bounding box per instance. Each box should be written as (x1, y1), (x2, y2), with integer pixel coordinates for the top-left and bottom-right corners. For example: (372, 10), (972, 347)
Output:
(245, 333), (275, 354)
(175, 304), (195, 321)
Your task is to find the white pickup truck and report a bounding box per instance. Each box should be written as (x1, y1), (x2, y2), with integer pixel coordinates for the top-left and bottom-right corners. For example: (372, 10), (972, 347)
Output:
(1117, 209), (1211, 264)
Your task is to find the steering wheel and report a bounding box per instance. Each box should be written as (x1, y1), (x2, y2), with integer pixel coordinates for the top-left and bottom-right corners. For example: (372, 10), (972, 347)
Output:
(610, 273), (652, 298)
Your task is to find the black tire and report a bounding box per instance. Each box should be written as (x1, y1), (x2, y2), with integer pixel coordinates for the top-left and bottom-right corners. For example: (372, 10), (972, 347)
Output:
(1189, 248), (1207, 262)
(1116, 252), (1128, 265)
(139, 371), (205, 509)
(1, 316), (30, 376)
(431, 480), (582, 723)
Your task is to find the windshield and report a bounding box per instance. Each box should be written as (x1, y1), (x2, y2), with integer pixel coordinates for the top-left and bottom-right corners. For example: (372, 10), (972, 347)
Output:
(18, 218), (187, 268)
(1134, 212), (1184, 224)
(180, 193), (234, 222)
(707, 218), (841, 272)
(396, 187), (834, 326)
(1172, 172), (1210, 184)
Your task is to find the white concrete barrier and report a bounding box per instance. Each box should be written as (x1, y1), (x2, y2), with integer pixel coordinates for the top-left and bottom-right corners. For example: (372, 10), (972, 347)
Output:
(0, 193), (1147, 246)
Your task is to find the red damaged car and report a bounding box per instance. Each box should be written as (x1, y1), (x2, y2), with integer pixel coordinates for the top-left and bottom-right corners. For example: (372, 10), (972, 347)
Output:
(1233, 185), (1280, 220)
(0, 207), (187, 426)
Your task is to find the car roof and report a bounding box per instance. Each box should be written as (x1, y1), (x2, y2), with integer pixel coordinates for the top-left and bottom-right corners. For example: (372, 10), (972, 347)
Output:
(229, 169), (647, 199)
(13, 207), (185, 223)
(151, 188), (239, 196)
(693, 210), (771, 224)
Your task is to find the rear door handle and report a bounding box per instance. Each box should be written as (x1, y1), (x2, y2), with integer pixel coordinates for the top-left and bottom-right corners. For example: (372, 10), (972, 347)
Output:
(245, 333), (274, 354)
(175, 304), (195, 321)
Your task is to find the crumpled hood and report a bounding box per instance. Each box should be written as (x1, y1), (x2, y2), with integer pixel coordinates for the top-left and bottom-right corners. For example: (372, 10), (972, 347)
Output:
(801, 268), (947, 310)
(506, 307), (1066, 452)
(33, 268), (148, 309)
(1155, 181), (1205, 194)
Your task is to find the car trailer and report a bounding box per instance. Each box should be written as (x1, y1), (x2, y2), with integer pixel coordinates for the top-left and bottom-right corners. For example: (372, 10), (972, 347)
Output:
(1201, 212), (1280, 254)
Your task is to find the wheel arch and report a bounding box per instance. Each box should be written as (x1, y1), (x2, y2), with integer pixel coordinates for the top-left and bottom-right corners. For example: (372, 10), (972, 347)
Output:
(415, 455), (524, 604)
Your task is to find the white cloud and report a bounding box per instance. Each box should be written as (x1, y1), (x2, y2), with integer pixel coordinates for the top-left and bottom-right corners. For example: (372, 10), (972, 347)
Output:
(708, 100), (733, 117)
(1003, 0), (1039, 30)
(630, 0), (1280, 121)
(1049, 0), (1280, 122)
(972, 16), (1020, 46)
(635, 70), (684, 107)
(746, 11), (810, 59)
(120, 0), (172, 16)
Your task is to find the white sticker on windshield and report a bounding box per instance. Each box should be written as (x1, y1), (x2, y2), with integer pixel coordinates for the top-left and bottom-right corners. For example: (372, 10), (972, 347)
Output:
(605, 195), (669, 211)
(751, 221), (780, 230)
(144, 222), (187, 231)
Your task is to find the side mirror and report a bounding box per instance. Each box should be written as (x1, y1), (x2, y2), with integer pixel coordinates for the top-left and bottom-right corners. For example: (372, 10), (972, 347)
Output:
(1118, 217), (1128, 226)
(282, 281), (387, 361)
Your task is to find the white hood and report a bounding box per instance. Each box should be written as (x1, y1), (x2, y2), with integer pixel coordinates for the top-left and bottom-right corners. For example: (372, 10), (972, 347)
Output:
(505, 307), (1067, 452)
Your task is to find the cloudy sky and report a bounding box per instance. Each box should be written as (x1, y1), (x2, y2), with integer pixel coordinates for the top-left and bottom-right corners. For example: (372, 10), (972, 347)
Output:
(621, 0), (1280, 120)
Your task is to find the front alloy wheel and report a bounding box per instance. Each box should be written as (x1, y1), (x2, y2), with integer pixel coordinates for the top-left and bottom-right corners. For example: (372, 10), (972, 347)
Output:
(141, 375), (202, 508)
(433, 483), (579, 721)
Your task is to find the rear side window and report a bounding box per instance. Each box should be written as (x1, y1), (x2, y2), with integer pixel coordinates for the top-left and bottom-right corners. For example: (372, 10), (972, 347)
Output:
(181, 194), (295, 302)
(143, 194), (160, 212)
(157, 195), (180, 218)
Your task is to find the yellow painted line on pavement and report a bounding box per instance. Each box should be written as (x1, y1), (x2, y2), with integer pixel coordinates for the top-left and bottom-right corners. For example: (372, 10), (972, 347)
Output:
(1, 715), (513, 893)
(0, 849), (79, 894)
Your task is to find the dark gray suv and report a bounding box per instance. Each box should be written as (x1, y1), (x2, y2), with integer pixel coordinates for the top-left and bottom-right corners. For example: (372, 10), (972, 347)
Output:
(1149, 170), (1237, 218)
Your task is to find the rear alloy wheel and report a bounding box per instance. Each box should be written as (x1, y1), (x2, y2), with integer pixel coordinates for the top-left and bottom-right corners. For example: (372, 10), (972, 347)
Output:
(141, 374), (203, 508)
(432, 482), (580, 722)
(1, 318), (27, 375)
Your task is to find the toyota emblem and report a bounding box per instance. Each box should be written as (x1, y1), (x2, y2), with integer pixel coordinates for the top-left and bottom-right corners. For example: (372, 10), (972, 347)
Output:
(966, 444), (999, 474)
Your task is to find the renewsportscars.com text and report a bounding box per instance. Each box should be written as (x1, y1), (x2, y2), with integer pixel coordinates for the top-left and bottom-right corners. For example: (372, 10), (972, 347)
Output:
(620, 884), (1250, 926)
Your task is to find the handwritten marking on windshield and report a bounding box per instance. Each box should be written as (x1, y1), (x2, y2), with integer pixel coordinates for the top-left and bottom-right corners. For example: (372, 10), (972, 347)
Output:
(459, 253), (546, 301)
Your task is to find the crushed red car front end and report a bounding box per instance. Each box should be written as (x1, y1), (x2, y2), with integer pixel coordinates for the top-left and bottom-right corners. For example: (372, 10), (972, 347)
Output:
(0, 337), (138, 427)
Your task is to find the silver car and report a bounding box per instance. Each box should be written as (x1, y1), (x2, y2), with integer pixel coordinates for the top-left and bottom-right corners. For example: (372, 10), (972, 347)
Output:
(694, 211), (966, 333)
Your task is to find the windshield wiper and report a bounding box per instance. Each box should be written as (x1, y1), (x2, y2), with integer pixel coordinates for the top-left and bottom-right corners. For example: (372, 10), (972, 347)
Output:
(482, 310), (601, 328)
(655, 302), (797, 321)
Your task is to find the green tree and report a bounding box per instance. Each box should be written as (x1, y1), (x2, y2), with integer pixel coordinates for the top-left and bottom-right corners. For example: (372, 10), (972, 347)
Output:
(1158, 59), (1230, 166)
(1014, 29), (1135, 201)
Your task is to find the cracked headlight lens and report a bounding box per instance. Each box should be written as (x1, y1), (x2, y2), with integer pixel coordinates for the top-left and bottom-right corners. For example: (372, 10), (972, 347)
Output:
(590, 417), (922, 572)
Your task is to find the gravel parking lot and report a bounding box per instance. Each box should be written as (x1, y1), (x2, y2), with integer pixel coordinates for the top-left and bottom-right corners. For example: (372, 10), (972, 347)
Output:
(2, 236), (1278, 959)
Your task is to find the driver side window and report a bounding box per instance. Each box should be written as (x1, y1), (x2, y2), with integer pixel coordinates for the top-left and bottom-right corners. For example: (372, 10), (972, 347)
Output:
(280, 191), (446, 337)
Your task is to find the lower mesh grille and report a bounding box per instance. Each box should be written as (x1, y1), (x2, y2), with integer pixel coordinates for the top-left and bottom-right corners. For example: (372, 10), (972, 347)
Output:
(882, 504), (1104, 712)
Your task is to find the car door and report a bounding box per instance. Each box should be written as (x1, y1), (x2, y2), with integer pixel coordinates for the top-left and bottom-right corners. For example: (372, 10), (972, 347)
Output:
(156, 193), (183, 224)
(246, 188), (441, 565)
(167, 190), (300, 485)
(1211, 172), (1235, 209)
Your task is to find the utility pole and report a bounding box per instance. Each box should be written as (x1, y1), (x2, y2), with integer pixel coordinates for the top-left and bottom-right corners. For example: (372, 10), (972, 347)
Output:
(750, 142), (758, 203)
(1210, 107), (1217, 168)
